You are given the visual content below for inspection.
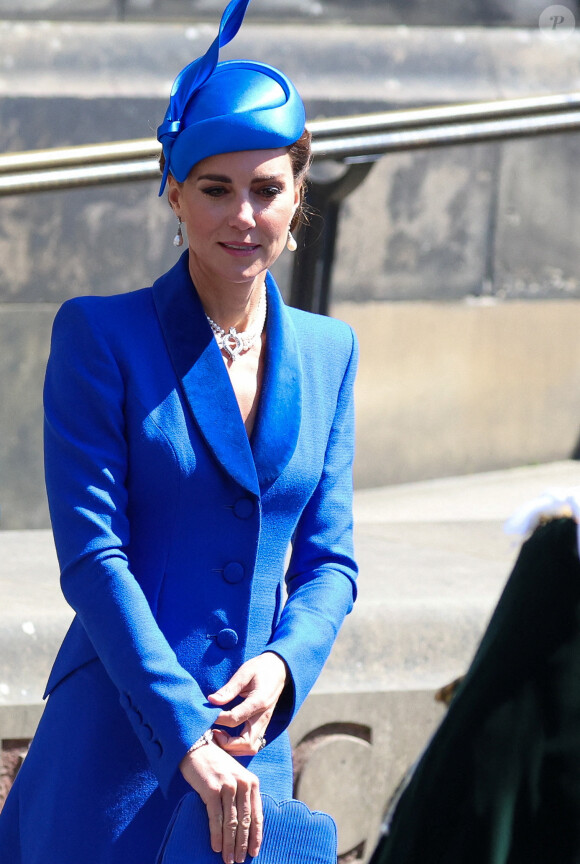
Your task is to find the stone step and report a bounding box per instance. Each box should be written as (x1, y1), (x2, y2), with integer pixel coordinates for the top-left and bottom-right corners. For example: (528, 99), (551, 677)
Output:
(0, 0), (568, 27)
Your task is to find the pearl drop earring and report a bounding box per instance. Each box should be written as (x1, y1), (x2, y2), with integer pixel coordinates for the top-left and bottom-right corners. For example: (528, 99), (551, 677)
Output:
(287, 230), (297, 252)
(173, 217), (184, 247)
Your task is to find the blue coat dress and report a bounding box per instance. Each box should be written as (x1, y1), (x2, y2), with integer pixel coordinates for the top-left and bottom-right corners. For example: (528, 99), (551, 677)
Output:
(0, 252), (358, 864)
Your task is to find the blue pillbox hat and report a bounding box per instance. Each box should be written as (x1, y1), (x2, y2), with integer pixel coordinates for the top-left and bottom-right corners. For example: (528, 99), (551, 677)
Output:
(157, 0), (306, 195)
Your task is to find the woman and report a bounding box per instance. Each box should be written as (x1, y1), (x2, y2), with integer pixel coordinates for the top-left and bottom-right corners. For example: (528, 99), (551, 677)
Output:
(0, 1), (358, 862)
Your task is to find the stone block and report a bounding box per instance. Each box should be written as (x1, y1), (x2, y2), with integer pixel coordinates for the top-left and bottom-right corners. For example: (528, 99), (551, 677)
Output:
(334, 299), (580, 489)
(0, 530), (66, 705)
(289, 690), (444, 861)
(0, 173), (177, 305)
(494, 134), (580, 299)
(0, 307), (54, 528)
(331, 144), (497, 303)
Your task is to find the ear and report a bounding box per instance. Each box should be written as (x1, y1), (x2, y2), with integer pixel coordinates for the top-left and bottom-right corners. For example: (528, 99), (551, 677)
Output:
(293, 182), (301, 211)
(167, 176), (182, 215)
(290, 183), (303, 232)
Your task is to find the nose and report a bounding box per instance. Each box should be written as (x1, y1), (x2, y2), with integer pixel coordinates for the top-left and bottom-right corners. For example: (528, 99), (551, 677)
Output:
(229, 195), (256, 230)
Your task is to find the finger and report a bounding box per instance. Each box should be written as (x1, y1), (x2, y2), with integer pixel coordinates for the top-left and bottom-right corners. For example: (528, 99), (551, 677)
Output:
(211, 729), (263, 756)
(235, 783), (252, 863)
(242, 711), (271, 753)
(205, 798), (224, 856)
(247, 781), (263, 859)
(216, 732), (265, 756)
(221, 783), (238, 864)
(208, 688), (237, 707)
(214, 696), (265, 728)
(211, 729), (233, 749)
(209, 668), (252, 706)
(214, 732), (253, 756)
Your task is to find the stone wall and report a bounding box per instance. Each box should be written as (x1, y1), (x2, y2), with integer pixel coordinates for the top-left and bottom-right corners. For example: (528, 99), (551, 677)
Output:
(2, 22), (580, 529)
(336, 299), (580, 489)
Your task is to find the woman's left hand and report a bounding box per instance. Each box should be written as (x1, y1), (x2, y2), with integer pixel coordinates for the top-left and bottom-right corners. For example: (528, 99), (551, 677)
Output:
(208, 652), (288, 756)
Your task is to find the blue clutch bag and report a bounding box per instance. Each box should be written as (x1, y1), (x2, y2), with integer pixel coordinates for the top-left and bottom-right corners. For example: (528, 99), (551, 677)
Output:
(156, 792), (337, 864)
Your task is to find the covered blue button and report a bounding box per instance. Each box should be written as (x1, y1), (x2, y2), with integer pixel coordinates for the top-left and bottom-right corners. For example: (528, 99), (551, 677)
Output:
(223, 562), (245, 584)
(216, 628), (239, 649)
(233, 498), (254, 519)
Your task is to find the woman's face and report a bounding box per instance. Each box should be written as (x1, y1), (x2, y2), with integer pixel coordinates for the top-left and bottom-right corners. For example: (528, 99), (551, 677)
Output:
(168, 148), (300, 288)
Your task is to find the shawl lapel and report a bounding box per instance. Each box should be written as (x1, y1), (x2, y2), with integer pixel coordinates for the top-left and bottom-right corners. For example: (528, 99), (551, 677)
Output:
(152, 253), (259, 496)
(151, 254), (302, 496)
(251, 271), (302, 491)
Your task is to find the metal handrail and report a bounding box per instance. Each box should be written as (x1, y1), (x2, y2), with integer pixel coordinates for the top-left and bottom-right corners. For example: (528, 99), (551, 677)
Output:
(0, 139), (160, 173)
(309, 91), (580, 136)
(1, 91), (580, 195)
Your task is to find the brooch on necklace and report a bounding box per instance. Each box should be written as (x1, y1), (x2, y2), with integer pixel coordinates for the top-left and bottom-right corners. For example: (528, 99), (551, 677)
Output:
(205, 292), (267, 361)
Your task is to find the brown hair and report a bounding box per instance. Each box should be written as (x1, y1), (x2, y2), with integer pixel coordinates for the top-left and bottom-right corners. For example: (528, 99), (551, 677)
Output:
(288, 128), (312, 232)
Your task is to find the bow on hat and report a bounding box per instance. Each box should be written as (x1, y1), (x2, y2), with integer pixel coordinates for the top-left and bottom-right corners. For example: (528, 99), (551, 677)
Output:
(157, 0), (252, 194)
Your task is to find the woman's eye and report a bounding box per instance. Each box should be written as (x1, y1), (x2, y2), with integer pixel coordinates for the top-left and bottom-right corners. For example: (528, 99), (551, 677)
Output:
(259, 186), (283, 199)
(201, 186), (227, 197)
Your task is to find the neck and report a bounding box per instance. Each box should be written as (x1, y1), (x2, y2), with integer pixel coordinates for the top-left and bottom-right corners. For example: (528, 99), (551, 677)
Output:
(189, 260), (266, 332)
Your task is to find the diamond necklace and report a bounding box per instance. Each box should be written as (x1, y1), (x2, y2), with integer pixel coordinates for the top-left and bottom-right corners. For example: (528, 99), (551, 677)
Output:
(205, 291), (267, 362)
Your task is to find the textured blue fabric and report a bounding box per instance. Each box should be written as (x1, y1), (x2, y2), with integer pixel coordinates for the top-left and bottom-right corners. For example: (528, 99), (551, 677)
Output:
(157, 792), (337, 863)
(0, 252), (357, 863)
(157, 0), (305, 193)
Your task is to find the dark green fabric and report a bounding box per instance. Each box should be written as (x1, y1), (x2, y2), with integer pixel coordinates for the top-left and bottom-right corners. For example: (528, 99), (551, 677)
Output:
(370, 517), (580, 864)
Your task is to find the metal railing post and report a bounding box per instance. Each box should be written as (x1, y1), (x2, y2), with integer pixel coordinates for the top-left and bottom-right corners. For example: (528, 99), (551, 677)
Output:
(289, 161), (375, 314)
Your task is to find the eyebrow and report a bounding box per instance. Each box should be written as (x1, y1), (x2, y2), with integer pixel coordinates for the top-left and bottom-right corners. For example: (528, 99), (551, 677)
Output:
(196, 173), (231, 183)
(195, 173), (286, 184)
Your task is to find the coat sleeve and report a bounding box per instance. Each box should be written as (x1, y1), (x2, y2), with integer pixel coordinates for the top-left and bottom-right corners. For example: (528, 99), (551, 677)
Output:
(44, 298), (221, 796)
(265, 324), (359, 734)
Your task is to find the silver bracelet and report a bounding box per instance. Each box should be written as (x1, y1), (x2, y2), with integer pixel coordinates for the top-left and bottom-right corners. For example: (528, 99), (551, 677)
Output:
(186, 729), (214, 755)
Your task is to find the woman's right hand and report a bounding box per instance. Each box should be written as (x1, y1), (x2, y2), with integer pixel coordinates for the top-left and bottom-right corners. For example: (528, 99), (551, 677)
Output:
(179, 738), (262, 864)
